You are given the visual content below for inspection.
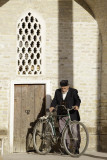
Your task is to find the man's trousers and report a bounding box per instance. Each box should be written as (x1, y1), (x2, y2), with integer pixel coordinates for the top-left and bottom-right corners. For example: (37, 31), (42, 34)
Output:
(59, 117), (81, 149)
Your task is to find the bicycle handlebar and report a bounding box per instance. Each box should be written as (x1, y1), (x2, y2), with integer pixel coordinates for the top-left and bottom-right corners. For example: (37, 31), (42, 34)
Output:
(40, 106), (76, 120)
(48, 105), (76, 117)
(55, 105), (76, 111)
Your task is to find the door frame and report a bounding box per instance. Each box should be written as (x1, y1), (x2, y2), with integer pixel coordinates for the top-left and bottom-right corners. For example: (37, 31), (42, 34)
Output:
(10, 80), (51, 153)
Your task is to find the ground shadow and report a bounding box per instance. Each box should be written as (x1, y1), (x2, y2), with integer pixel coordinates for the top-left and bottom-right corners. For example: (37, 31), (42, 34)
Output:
(84, 153), (107, 160)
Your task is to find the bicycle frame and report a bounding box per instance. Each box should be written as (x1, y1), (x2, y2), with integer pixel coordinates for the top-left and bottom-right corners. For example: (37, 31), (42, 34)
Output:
(33, 106), (89, 156)
(47, 108), (72, 140)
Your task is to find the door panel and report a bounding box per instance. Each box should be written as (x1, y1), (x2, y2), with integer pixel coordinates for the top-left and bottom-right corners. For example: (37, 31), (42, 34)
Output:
(21, 85), (28, 152)
(14, 84), (46, 152)
(14, 85), (21, 152)
(34, 85), (46, 119)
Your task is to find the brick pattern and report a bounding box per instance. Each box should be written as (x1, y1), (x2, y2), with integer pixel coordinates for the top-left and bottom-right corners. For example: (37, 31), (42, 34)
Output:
(0, 0), (102, 153)
(84, 0), (107, 151)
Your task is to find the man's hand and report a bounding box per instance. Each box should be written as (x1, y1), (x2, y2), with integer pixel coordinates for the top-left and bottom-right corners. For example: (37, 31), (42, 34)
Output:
(49, 107), (55, 112)
(74, 106), (79, 110)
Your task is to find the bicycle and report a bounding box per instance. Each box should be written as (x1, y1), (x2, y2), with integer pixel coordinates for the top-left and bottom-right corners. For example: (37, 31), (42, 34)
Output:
(33, 105), (89, 157)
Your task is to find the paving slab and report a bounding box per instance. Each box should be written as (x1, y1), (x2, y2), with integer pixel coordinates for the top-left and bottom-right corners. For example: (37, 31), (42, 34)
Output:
(2, 151), (107, 160)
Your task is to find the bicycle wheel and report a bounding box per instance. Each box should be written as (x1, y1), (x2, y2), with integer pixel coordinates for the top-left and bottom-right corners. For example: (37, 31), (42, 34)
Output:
(33, 119), (52, 155)
(63, 121), (89, 157)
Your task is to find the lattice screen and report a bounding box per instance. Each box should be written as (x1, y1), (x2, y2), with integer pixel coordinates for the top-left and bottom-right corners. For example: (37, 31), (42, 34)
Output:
(17, 12), (42, 75)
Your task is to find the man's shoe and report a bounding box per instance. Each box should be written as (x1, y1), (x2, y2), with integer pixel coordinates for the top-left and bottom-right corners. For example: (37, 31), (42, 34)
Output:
(75, 148), (79, 154)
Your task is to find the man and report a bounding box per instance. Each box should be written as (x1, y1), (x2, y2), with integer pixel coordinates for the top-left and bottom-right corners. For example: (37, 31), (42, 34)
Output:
(49, 80), (81, 154)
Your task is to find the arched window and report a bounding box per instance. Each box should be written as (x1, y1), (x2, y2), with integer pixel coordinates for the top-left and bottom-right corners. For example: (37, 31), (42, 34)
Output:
(17, 11), (43, 75)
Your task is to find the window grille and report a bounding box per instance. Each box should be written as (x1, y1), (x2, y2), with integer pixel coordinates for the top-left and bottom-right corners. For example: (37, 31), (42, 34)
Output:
(17, 12), (42, 75)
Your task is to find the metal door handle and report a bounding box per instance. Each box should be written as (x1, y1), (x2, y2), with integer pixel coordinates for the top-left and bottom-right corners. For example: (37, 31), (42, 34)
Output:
(25, 110), (30, 115)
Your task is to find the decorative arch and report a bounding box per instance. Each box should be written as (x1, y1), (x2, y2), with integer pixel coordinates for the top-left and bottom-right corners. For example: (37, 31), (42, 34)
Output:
(74, 0), (95, 18)
(17, 10), (45, 75)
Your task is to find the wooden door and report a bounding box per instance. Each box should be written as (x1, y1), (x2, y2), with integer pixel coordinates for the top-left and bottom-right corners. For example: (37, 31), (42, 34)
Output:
(14, 84), (46, 152)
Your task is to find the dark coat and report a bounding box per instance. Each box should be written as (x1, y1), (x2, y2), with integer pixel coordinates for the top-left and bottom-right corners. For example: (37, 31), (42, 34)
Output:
(50, 87), (81, 121)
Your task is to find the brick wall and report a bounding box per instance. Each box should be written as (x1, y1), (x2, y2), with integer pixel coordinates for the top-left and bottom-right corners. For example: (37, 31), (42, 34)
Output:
(82, 0), (107, 152)
(0, 0), (101, 153)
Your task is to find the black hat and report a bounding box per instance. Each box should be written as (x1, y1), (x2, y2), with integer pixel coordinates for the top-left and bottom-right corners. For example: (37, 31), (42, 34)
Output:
(60, 80), (69, 87)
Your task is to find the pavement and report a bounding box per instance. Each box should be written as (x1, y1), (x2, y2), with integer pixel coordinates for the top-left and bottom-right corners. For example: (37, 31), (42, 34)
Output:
(1, 151), (107, 160)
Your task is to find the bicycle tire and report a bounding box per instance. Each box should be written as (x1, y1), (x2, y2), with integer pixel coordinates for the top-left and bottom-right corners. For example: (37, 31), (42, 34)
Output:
(33, 119), (52, 155)
(63, 121), (89, 157)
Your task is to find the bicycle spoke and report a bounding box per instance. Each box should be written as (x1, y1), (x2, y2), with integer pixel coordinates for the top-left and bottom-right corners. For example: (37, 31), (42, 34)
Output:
(33, 120), (52, 154)
(63, 121), (89, 157)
